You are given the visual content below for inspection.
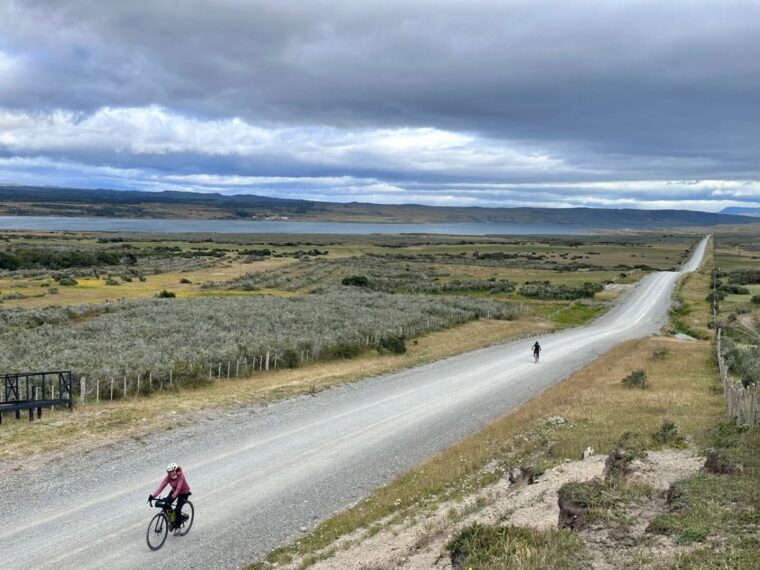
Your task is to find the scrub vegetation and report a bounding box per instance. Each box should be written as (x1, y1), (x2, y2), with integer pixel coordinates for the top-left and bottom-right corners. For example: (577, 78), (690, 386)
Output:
(0, 231), (697, 393)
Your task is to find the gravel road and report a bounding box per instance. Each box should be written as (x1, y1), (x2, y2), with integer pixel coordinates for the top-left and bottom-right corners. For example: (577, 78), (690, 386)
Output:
(0, 237), (708, 569)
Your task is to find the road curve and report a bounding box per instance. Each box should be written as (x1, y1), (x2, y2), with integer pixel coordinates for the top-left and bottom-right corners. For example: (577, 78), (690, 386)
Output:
(0, 236), (709, 569)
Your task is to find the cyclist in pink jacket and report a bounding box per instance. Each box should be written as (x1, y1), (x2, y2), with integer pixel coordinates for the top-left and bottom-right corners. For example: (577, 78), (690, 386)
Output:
(148, 463), (191, 533)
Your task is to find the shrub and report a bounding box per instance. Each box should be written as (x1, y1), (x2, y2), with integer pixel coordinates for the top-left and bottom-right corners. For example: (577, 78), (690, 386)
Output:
(0, 288), (521, 382)
(621, 369), (648, 389)
(604, 432), (648, 479)
(378, 335), (406, 354)
(341, 275), (370, 287)
(718, 284), (749, 295)
(652, 418), (687, 448)
(179, 278), (193, 284)
(155, 290), (176, 298)
(280, 348), (300, 369)
(558, 479), (606, 508)
(751, 295), (760, 305)
(519, 280), (603, 300)
(104, 277), (120, 286)
(728, 270), (760, 285)
(651, 348), (669, 360)
(322, 341), (363, 359)
(57, 276), (78, 286)
(706, 291), (725, 303)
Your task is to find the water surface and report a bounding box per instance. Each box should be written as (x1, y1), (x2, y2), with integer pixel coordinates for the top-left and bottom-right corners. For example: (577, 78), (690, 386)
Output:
(0, 216), (592, 235)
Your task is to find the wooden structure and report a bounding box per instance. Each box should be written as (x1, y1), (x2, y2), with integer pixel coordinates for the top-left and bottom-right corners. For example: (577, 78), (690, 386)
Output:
(0, 371), (74, 424)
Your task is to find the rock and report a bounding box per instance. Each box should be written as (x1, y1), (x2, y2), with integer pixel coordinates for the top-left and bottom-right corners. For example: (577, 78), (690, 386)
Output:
(299, 526), (308, 533)
(582, 446), (595, 459)
(509, 465), (538, 486)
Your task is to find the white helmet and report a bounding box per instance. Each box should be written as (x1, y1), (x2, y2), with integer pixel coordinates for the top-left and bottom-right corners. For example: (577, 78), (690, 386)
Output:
(166, 462), (178, 472)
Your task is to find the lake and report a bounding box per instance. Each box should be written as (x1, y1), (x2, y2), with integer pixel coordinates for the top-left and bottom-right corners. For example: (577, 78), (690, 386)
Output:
(0, 216), (593, 235)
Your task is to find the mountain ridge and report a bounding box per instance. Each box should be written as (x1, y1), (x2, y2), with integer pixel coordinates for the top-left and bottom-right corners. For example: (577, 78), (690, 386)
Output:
(1, 184), (758, 228)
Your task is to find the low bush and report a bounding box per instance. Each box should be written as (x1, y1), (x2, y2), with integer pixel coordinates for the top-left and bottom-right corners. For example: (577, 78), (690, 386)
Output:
(378, 335), (406, 354)
(728, 269), (760, 285)
(621, 369), (647, 389)
(280, 348), (301, 369)
(322, 341), (363, 360)
(155, 290), (176, 298)
(519, 281), (603, 300)
(651, 418), (687, 448)
(651, 348), (669, 360)
(604, 432), (648, 479)
(718, 284), (750, 295)
(179, 277), (192, 284)
(341, 275), (370, 287)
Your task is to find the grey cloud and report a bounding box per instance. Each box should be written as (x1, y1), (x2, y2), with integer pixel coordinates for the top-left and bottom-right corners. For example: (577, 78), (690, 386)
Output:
(0, 0), (758, 205)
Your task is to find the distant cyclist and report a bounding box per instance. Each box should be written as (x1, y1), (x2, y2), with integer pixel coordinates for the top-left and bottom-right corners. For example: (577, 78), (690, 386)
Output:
(149, 463), (192, 534)
(532, 341), (541, 363)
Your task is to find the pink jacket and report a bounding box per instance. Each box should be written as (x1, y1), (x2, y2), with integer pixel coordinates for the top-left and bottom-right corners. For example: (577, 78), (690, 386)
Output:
(153, 467), (191, 498)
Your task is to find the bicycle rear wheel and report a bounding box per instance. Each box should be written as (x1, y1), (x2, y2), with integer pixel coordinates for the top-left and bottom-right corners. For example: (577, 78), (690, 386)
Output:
(176, 500), (194, 536)
(146, 513), (168, 550)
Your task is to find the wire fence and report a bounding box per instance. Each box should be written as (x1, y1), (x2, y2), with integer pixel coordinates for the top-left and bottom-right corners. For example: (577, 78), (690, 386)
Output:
(715, 328), (760, 425)
(711, 237), (759, 425)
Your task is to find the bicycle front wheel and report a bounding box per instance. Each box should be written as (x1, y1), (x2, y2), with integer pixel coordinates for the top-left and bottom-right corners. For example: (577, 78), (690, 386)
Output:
(176, 500), (194, 536)
(146, 513), (169, 550)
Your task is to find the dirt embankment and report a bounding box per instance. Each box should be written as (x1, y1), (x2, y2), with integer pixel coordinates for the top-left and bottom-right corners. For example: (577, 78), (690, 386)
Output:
(275, 449), (703, 570)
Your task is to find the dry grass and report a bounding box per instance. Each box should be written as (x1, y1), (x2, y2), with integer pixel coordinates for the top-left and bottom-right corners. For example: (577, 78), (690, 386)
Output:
(0, 316), (550, 465)
(0, 258), (296, 307)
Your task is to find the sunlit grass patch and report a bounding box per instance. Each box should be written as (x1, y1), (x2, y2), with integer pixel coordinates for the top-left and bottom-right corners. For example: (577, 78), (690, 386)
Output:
(446, 523), (587, 570)
(550, 302), (606, 328)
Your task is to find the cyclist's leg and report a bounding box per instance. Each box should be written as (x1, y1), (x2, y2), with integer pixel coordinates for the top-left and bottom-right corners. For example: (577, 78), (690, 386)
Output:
(175, 493), (188, 525)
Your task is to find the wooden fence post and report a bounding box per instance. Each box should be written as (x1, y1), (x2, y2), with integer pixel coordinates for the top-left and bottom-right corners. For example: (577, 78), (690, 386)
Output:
(236, 359), (240, 377)
(227, 361), (230, 380)
(137, 373), (141, 395)
(80, 377), (86, 405)
(123, 375), (127, 399)
(149, 371), (153, 391)
(217, 362), (221, 380)
(110, 377), (114, 401)
(265, 351), (270, 371)
(96, 378), (100, 404)
(169, 368), (173, 387)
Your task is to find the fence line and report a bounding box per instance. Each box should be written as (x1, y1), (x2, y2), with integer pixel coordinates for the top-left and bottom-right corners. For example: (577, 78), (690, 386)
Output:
(46, 305), (530, 406)
(716, 327), (760, 425)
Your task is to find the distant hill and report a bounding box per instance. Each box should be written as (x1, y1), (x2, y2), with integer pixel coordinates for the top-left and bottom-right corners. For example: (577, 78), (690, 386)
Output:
(720, 207), (760, 217)
(1, 184), (758, 228)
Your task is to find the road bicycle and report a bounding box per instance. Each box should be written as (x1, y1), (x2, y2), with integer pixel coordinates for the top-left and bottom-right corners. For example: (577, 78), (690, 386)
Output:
(146, 494), (194, 550)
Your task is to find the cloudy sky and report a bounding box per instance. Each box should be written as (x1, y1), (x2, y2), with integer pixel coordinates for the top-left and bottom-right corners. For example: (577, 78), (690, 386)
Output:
(0, 0), (758, 211)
